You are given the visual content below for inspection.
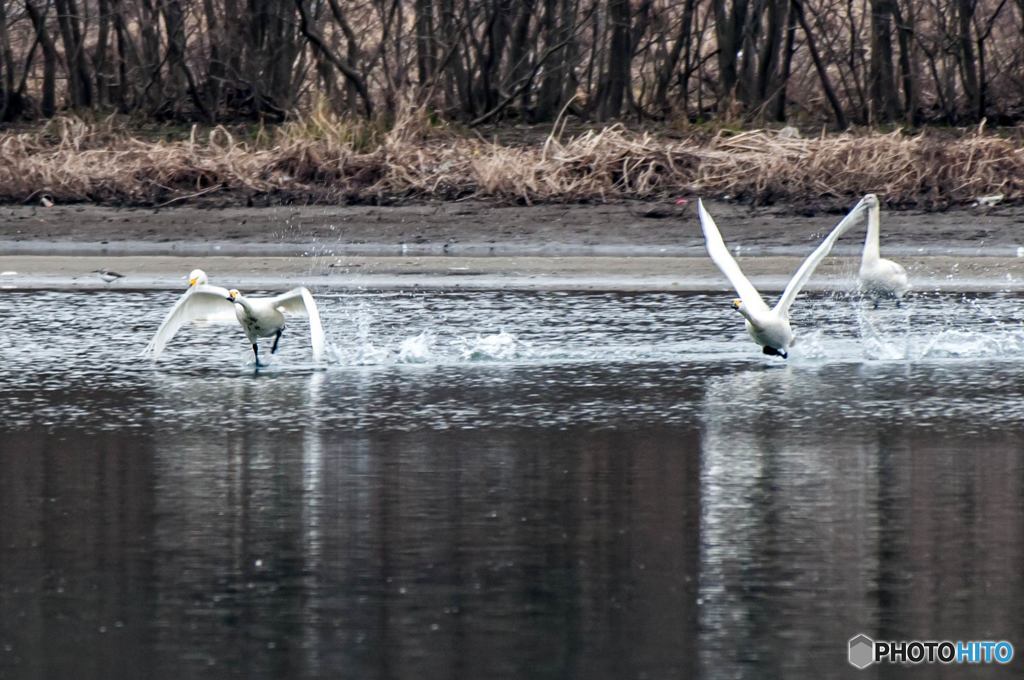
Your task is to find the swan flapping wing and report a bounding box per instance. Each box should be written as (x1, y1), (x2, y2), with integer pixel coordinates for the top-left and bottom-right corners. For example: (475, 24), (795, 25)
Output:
(270, 287), (326, 362)
(697, 199), (770, 315)
(774, 197), (869, 315)
(143, 285), (234, 358)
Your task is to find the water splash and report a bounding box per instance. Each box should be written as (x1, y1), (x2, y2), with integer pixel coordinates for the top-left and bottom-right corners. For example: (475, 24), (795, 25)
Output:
(456, 331), (524, 361)
(854, 296), (1024, 361)
(396, 331), (436, 363)
(856, 305), (911, 361)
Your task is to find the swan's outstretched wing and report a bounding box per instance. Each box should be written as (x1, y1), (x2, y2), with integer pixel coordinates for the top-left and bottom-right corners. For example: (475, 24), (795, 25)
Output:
(143, 285), (234, 358)
(697, 199), (770, 315)
(271, 287), (325, 362)
(774, 197), (869, 315)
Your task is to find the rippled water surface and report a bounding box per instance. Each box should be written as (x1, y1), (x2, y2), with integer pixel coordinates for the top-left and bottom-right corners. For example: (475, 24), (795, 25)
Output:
(1, 289), (1023, 679)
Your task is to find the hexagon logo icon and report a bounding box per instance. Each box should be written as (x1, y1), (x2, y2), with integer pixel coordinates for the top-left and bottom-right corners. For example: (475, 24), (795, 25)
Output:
(848, 634), (875, 669)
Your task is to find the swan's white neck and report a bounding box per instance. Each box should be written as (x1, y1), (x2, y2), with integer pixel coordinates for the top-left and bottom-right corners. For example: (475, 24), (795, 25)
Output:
(863, 203), (881, 264)
(736, 304), (763, 325)
(232, 296), (255, 316)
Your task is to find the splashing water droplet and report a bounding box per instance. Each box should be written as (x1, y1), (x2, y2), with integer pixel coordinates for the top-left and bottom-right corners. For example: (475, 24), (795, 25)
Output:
(397, 331), (435, 363)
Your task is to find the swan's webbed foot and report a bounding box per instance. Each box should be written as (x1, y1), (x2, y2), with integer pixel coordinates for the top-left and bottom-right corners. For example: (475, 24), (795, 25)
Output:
(762, 345), (788, 359)
(271, 329), (283, 354)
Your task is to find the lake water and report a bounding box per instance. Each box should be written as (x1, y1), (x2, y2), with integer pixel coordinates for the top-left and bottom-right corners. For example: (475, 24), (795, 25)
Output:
(1, 289), (1022, 679)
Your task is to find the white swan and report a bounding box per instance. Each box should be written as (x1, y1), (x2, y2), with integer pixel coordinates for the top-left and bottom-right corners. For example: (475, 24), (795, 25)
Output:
(858, 194), (909, 300)
(697, 197), (870, 358)
(187, 269), (208, 287)
(143, 282), (326, 365)
(149, 269), (235, 330)
(184, 269), (235, 320)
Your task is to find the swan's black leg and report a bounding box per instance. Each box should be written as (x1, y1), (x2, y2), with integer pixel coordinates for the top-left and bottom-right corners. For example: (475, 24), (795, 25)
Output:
(873, 299), (880, 310)
(252, 343), (262, 367)
(271, 329), (283, 354)
(762, 346), (787, 359)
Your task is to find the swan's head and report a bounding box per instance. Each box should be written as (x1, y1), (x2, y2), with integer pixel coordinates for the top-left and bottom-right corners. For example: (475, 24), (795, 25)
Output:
(187, 269), (208, 287)
(862, 193), (879, 209)
(227, 289), (241, 302)
(731, 298), (754, 320)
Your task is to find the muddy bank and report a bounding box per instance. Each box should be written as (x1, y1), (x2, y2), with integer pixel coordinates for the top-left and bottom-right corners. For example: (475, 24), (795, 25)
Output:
(0, 200), (1022, 257)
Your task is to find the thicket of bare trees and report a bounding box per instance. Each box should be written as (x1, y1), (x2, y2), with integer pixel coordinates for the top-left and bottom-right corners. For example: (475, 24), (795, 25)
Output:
(1, 0), (1023, 127)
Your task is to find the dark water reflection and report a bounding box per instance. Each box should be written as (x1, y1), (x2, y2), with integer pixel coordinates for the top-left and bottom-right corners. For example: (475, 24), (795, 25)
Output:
(0, 419), (701, 680)
(1, 291), (1023, 679)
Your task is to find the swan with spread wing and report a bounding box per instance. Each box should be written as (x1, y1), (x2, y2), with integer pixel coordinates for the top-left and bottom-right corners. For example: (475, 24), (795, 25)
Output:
(143, 272), (325, 365)
(697, 196), (870, 358)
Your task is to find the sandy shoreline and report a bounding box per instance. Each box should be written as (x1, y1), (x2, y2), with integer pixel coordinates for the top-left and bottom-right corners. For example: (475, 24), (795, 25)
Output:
(2, 254), (1022, 292)
(1, 200), (1020, 291)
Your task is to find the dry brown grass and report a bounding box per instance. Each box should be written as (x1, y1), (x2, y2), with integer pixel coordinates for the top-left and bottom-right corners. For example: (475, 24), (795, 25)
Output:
(1, 113), (1022, 209)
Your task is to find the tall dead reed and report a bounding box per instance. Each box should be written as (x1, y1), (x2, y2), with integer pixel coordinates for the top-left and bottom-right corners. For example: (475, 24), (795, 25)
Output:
(0, 114), (1020, 208)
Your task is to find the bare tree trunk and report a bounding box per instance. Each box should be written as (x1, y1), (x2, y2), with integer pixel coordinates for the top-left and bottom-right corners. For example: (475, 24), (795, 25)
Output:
(506, 0), (536, 114)
(201, 0), (223, 116)
(712, 0), (749, 109)
(956, 0), (980, 120)
(25, 0), (57, 116)
(535, 0), (562, 119)
(772, 0), (797, 121)
(627, 0), (652, 116)
(598, 0), (630, 118)
(653, 0), (696, 115)
(558, 0), (580, 106)
(844, 0), (867, 122)
(414, 0), (437, 86)
(0, 0), (17, 118)
(295, 0), (373, 115)
(160, 0), (188, 110)
(438, 0), (471, 114)
(54, 0), (93, 107)
(478, 0), (514, 111)
(974, 0), (1010, 122)
(892, 0), (918, 124)
(110, 0), (137, 110)
(869, 0), (900, 122)
(325, 0), (363, 114)
(138, 0), (162, 110)
(94, 0), (111, 107)
(755, 0), (785, 114)
(736, 0), (762, 107)
(792, 0), (847, 128)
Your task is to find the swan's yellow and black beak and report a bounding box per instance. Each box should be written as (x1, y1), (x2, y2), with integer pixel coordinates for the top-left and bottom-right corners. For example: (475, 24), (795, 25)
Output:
(731, 298), (742, 310)
(227, 289), (240, 302)
(188, 276), (198, 287)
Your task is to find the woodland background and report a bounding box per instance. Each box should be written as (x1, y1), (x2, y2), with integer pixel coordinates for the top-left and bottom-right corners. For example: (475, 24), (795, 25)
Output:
(0, 0), (1022, 127)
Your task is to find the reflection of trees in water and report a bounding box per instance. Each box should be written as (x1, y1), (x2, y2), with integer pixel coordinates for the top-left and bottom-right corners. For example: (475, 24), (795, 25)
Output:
(4, 358), (1023, 678)
(139, 375), (706, 678)
(697, 367), (1024, 678)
